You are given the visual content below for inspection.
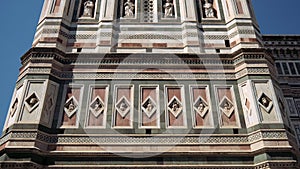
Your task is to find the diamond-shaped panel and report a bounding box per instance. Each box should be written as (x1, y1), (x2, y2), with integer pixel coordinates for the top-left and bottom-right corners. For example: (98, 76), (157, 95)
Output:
(10, 98), (18, 117)
(64, 96), (79, 118)
(168, 96), (183, 118)
(116, 96), (131, 118)
(219, 96), (234, 118)
(193, 96), (209, 118)
(142, 96), (157, 118)
(89, 96), (105, 117)
(25, 92), (40, 113)
(258, 93), (273, 113)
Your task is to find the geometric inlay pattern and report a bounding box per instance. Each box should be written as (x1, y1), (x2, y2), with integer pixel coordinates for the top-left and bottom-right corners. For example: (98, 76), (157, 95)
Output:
(89, 96), (105, 117)
(193, 96), (209, 118)
(168, 96), (183, 118)
(219, 96), (234, 118)
(141, 96), (157, 118)
(258, 93), (273, 113)
(116, 96), (131, 118)
(24, 92), (40, 113)
(63, 96), (79, 118)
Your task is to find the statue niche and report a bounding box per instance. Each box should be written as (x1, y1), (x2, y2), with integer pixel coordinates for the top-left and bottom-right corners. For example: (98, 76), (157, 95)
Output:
(81, 0), (95, 18)
(202, 0), (216, 18)
(123, 0), (135, 18)
(163, 0), (175, 18)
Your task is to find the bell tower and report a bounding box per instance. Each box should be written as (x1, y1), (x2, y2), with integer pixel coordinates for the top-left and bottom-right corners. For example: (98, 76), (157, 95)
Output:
(33, 0), (261, 54)
(0, 0), (299, 168)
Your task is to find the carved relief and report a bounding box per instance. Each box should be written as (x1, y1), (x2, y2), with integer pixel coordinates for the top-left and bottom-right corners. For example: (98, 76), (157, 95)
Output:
(142, 96), (157, 118)
(193, 96), (209, 118)
(116, 96), (131, 118)
(19, 81), (47, 123)
(219, 96), (234, 118)
(215, 86), (239, 128)
(165, 86), (186, 128)
(64, 96), (79, 118)
(24, 92), (40, 113)
(140, 86), (159, 128)
(258, 93), (273, 113)
(168, 96), (183, 118)
(86, 86), (109, 127)
(113, 86), (133, 128)
(253, 81), (279, 122)
(61, 87), (82, 127)
(190, 86), (213, 128)
(90, 96), (105, 117)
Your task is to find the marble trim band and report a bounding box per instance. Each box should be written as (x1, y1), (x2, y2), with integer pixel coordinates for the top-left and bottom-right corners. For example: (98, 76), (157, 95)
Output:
(0, 162), (297, 169)
(0, 130), (288, 145)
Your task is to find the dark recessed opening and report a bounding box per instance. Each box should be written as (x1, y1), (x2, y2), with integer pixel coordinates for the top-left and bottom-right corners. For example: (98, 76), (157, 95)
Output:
(77, 48), (82, 52)
(146, 129), (151, 134)
(146, 48), (152, 53)
(225, 40), (230, 47)
(233, 129), (239, 134)
(216, 49), (220, 53)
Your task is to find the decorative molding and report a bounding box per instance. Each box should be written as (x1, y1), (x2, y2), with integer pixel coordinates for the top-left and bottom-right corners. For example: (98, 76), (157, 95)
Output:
(35, 69), (238, 80)
(0, 130), (289, 145)
(0, 161), (297, 169)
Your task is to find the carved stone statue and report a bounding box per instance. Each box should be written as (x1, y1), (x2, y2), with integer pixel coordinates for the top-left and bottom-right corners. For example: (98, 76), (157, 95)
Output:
(163, 0), (174, 18)
(83, 0), (94, 17)
(124, 0), (135, 17)
(203, 0), (215, 18)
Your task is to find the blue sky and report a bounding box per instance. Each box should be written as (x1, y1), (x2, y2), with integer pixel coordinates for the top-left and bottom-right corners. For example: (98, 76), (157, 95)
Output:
(0, 0), (299, 131)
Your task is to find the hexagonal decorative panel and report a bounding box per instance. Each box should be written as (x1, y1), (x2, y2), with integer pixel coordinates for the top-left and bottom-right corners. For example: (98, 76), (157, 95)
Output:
(258, 93), (273, 113)
(193, 96), (209, 118)
(116, 96), (131, 118)
(168, 96), (183, 118)
(89, 96), (105, 117)
(64, 96), (79, 118)
(25, 92), (40, 113)
(219, 96), (234, 118)
(142, 96), (157, 118)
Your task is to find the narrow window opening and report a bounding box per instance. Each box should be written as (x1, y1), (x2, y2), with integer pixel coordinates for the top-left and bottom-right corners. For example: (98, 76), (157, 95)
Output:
(225, 40), (230, 47)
